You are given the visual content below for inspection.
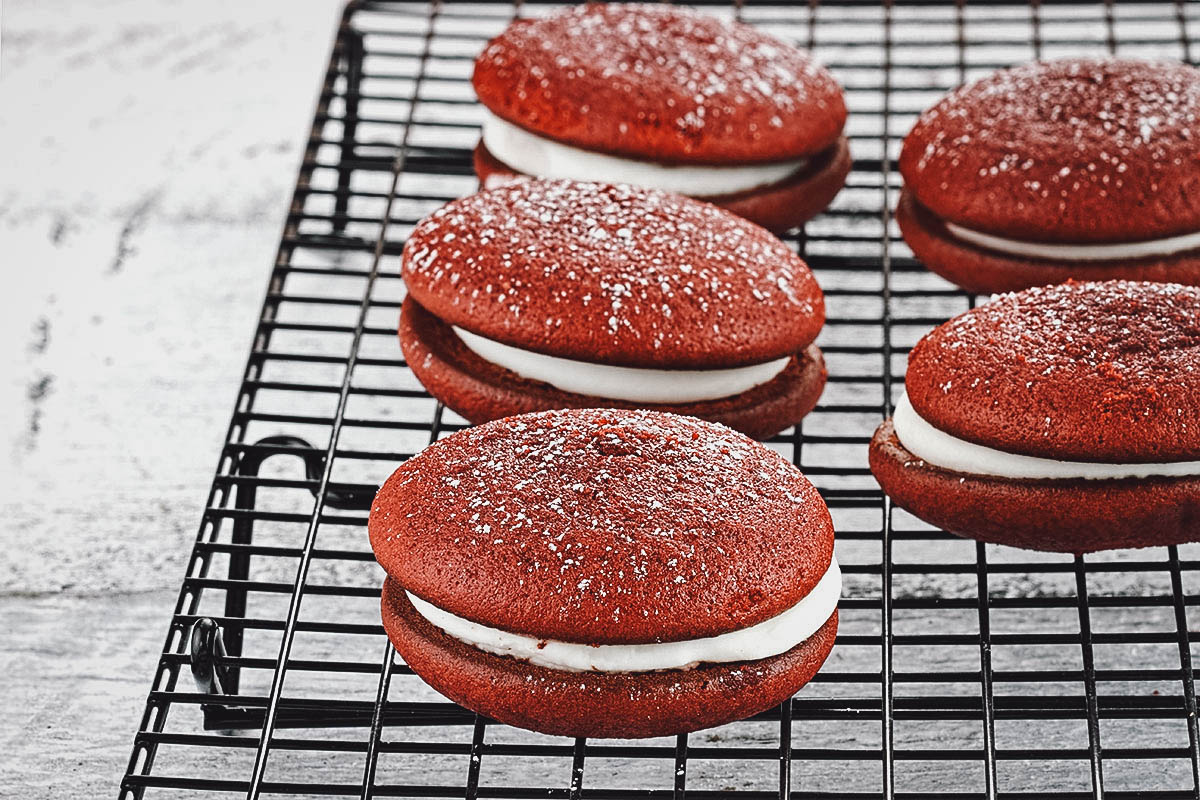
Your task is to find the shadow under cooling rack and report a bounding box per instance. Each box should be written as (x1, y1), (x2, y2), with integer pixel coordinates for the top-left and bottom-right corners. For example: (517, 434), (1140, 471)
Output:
(121, 1), (1200, 799)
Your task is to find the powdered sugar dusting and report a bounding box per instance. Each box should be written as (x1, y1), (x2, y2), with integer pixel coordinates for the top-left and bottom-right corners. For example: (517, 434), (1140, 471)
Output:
(402, 179), (823, 369)
(908, 280), (1200, 462)
(901, 58), (1200, 241)
(368, 408), (833, 645)
(473, 3), (844, 163)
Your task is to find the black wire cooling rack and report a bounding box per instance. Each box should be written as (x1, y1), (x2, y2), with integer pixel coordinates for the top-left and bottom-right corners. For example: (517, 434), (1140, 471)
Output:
(119, 1), (1200, 798)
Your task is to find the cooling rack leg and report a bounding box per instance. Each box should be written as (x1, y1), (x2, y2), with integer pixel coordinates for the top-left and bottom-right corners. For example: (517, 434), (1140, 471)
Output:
(221, 435), (339, 696)
(334, 26), (365, 234)
(223, 482), (257, 695)
(190, 618), (230, 697)
(190, 617), (265, 732)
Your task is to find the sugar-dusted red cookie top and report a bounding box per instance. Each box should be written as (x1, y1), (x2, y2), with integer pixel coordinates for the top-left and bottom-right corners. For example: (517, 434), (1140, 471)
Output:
(472, 3), (846, 165)
(900, 58), (1200, 242)
(906, 280), (1200, 463)
(401, 180), (824, 369)
(368, 408), (834, 645)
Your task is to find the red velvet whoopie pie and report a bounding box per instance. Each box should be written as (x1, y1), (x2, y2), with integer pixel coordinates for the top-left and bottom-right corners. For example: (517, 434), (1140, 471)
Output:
(898, 58), (1200, 293)
(399, 179), (827, 440)
(369, 408), (840, 739)
(471, 3), (850, 233)
(870, 280), (1200, 553)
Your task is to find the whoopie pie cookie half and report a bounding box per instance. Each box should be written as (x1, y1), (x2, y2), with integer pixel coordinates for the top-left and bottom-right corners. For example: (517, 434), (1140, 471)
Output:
(870, 280), (1200, 553)
(399, 179), (827, 440)
(898, 58), (1200, 293)
(369, 408), (840, 739)
(471, 3), (850, 233)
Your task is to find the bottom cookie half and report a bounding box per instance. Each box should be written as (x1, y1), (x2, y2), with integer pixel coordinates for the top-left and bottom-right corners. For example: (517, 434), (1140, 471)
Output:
(870, 419), (1200, 553)
(399, 298), (827, 441)
(895, 190), (1200, 294)
(472, 137), (852, 235)
(381, 577), (839, 739)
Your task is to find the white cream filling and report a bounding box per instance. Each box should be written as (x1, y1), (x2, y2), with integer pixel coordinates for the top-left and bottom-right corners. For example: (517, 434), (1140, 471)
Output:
(480, 109), (808, 196)
(454, 326), (791, 404)
(893, 392), (1200, 480)
(408, 559), (840, 673)
(945, 221), (1200, 262)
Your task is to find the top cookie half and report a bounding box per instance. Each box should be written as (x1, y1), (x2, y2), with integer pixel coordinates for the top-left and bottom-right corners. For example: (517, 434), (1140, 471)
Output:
(473, 3), (846, 165)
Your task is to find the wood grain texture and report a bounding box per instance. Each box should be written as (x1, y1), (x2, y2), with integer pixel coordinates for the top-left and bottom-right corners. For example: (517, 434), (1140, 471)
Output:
(0, 592), (172, 798)
(0, 1), (342, 796)
(1, 0), (343, 596)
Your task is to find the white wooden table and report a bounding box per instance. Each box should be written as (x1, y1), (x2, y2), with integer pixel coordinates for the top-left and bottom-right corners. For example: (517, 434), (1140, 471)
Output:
(1, 2), (342, 794)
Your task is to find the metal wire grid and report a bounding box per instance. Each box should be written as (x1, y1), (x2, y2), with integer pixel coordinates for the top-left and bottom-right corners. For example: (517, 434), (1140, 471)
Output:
(118, 1), (1200, 798)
